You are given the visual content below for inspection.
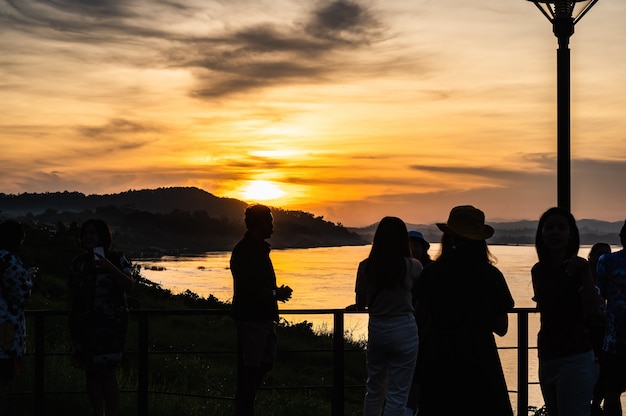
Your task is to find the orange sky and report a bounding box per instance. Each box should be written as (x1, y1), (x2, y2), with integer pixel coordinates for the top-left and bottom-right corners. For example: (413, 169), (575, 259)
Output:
(1, 0), (625, 226)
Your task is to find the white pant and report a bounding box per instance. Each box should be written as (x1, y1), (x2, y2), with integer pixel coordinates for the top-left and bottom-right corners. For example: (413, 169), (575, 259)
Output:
(364, 315), (419, 416)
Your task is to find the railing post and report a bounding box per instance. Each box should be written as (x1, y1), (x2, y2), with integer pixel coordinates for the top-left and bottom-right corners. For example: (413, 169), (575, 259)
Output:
(33, 312), (45, 415)
(332, 311), (345, 416)
(517, 310), (529, 416)
(137, 311), (149, 416)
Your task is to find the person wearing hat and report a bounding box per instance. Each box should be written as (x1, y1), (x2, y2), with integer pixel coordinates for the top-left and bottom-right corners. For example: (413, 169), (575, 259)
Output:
(596, 219), (626, 416)
(414, 205), (514, 416)
(408, 231), (433, 269)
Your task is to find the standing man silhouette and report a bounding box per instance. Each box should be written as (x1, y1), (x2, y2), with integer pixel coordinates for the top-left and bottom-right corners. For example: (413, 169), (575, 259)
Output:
(230, 204), (292, 416)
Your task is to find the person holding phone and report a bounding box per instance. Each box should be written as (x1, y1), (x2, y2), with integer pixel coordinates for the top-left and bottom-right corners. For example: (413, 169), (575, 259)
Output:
(68, 219), (134, 416)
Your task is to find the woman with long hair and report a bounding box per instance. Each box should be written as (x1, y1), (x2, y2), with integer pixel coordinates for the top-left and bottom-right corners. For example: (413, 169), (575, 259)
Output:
(415, 205), (514, 416)
(532, 207), (601, 416)
(353, 216), (422, 416)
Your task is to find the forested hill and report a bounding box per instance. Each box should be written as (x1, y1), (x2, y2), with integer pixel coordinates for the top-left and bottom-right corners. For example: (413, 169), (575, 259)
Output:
(0, 187), (246, 218)
(351, 219), (625, 246)
(0, 187), (366, 255)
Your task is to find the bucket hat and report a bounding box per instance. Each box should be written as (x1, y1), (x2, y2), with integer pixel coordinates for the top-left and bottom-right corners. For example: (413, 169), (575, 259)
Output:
(436, 205), (494, 240)
(408, 230), (430, 250)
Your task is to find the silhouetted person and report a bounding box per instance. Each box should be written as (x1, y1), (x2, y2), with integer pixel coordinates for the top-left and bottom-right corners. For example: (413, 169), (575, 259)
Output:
(353, 216), (422, 416)
(408, 230), (432, 269)
(415, 205), (514, 416)
(597, 220), (626, 416)
(406, 230), (432, 416)
(0, 221), (34, 415)
(532, 207), (601, 416)
(230, 204), (292, 416)
(588, 242), (611, 416)
(68, 219), (134, 416)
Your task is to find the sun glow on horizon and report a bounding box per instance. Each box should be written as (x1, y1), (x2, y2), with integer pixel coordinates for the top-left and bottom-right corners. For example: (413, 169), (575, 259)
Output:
(240, 180), (287, 201)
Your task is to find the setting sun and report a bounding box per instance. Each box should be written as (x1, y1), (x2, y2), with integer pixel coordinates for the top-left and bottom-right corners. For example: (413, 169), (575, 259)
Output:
(240, 180), (287, 201)
(1, 1), (625, 226)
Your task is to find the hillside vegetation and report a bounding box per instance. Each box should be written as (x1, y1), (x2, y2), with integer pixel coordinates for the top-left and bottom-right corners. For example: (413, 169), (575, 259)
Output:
(3, 221), (367, 416)
(0, 187), (366, 256)
(1, 187), (622, 250)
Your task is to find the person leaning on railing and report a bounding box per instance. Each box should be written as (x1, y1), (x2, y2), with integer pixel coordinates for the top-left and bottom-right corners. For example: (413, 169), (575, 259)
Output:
(351, 216), (422, 416)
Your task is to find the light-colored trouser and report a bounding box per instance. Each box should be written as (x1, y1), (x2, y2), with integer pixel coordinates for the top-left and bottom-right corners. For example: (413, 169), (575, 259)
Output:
(539, 349), (598, 416)
(364, 314), (418, 416)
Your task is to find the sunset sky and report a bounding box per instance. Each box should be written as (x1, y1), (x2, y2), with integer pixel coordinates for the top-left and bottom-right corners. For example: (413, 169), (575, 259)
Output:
(1, 0), (625, 227)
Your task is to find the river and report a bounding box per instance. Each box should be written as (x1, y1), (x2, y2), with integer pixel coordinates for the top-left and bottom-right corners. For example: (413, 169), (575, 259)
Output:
(136, 243), (619, 413)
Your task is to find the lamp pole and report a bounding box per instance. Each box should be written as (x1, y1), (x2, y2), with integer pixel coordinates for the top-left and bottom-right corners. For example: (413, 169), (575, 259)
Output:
(526, 0), (599, 212)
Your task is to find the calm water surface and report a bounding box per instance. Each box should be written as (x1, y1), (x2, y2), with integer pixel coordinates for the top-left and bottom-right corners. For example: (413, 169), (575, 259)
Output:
(137, 244), (616, 413)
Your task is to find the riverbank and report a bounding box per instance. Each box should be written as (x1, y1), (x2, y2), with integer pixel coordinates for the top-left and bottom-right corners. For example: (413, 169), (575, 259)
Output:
(20, 266), (368, 416)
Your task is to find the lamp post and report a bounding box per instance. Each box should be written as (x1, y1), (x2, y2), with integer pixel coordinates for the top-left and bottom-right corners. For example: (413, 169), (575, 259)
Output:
(526, 0), (599, 212)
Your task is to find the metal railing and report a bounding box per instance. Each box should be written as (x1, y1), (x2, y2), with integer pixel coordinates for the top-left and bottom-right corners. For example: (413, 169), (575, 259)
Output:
(20, 308), (538, 416)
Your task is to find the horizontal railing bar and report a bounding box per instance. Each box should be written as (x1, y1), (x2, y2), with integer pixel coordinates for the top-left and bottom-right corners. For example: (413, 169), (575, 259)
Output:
(26, 307), (539, 315)
(20, 307), (541, 415)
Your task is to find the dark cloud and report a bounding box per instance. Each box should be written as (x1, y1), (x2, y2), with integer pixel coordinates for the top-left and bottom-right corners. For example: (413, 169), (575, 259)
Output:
(13, 171), (86, 194)
(408, 163), (546, 182)
(571, 158), (626, 206)
(1, 0), (190, 43)
(77, 118), (158, 149)
(318, 156), (626, 225)
(183, 1), (388, 97)
(3, 163), (243, 196)
(2, 0), (396, 97)
(3, 0), (136, 33)
(305, 0), (383, 45)
(223, 158), (284, 170)
(4, 0), (132, 20)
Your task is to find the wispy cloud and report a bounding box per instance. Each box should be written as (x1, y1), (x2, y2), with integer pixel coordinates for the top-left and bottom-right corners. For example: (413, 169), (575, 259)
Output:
(1, 0), (625, 225)
(2, 0), (394, 98)
(77, 118), (158, 149)
(182, 1), (389, 97)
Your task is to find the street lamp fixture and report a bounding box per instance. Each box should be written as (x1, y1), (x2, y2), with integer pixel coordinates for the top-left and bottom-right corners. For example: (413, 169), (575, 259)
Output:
(526, 0), (599, 212)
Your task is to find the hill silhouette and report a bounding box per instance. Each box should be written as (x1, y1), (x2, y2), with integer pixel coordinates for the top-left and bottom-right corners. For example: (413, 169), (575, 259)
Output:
(0, 187), (247, 218)
(350, 219), (624, 246)
(0, 187), (366, 255)
(1, 187), (623, 251)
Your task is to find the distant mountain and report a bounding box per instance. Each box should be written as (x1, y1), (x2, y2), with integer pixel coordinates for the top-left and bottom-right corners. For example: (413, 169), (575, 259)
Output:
(1, 188), (622, 250)
(0, 187), (366, 254)
(349, 219), (624, 246)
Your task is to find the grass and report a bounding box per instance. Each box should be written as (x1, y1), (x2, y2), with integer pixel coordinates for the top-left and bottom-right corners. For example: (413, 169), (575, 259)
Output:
(4, 268), (368, 415)
(6, 222), (544, 415)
